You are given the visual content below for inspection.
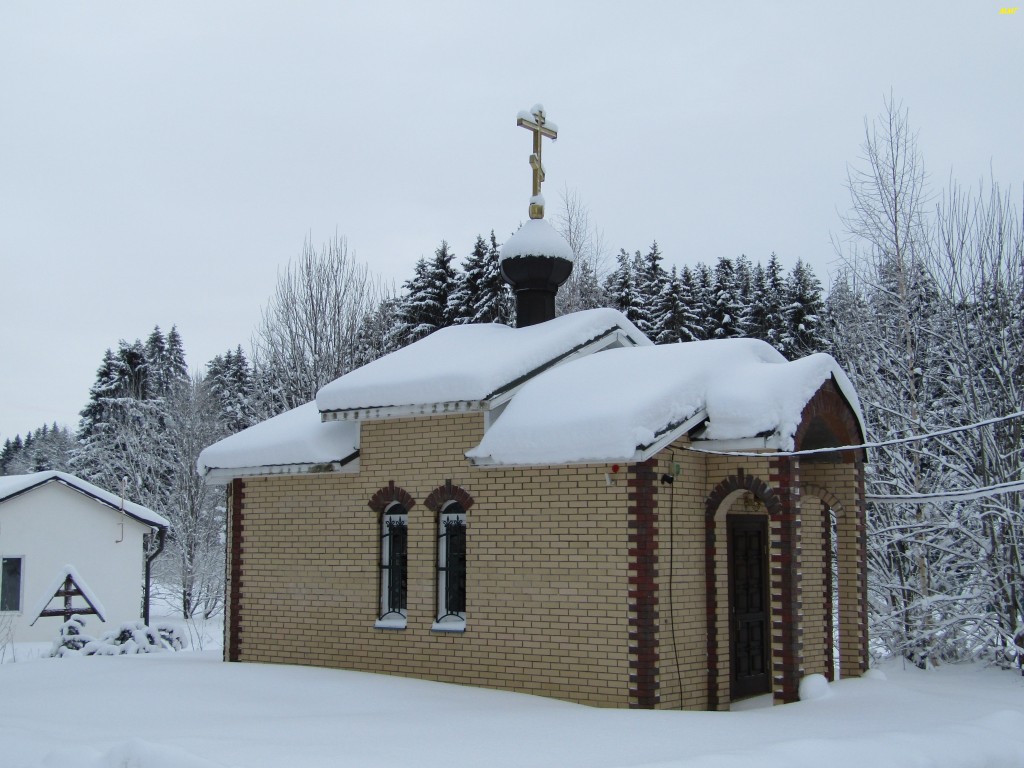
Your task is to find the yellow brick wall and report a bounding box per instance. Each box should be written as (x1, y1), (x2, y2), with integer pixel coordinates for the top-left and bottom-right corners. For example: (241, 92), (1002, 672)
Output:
(227, 412), (866, 708)
(650, 441), (715, 710)
(231, 413), (636, 707)
(797, 482), (830, 679)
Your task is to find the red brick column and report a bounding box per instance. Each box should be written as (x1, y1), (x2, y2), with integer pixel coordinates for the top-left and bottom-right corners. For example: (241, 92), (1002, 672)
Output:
(704, 501), (719, 711)
(627, 459), (660, 708)
(769, 457), (801, 703)
(227, 478), (245, 662)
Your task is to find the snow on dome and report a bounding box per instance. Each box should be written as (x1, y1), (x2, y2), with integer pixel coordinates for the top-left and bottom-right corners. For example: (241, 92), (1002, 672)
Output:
(197, 401), (359, 477)
(0, 470), (168, 528)
(500, 218), (573, 262)
(467, 339), (862, 466)
(316, 308), (648, 415)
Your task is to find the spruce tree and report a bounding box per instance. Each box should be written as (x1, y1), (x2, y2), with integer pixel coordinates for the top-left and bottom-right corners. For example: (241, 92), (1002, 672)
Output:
(448, 233), (511, 325)
(747, 253), (787, 352)
(651, 267), (686, 344)
(783, 259), (825, 354)
(733, 254), (754, 337)
(604, 249), (644, 328)
(691, 262), (715, 340)
(709, 257), (742, 339)
(145, 327), (169, 395)
(449, 235), (489, 325)
(636, 241), (667, 339)
(394, 241), (459, 345)
(205, 346), (256, 434)
(475, 231), (514, 325)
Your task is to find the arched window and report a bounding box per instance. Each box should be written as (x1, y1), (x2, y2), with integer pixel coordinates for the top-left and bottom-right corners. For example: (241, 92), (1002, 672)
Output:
(379, 502), (408, 624)
(435, 501), (466, 629)
(369, 483), (414, 629)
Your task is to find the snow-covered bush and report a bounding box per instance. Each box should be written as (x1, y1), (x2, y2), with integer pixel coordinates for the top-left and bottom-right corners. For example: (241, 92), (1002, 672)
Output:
(50, 614), (96, 657)
(52, 620), (187, 657)
(81, 621), (167, 655)
(155, 622), (188, 651)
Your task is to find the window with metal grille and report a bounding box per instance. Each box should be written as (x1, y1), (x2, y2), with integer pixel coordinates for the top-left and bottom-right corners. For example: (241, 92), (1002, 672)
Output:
(1, 557), (22, 612)
(436, 502), (466, 626)
(379, 503), (408, 622)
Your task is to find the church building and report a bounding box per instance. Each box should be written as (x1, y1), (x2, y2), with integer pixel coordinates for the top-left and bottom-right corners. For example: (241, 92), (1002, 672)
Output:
(198, 106), (868, 709)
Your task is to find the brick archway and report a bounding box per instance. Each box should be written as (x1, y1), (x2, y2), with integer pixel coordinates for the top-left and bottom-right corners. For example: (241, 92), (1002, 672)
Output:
(794, 378), (865, 461)
(424, 480), (474, 512)
(368, 481), (416, 513)
(704, 461), (801, 708)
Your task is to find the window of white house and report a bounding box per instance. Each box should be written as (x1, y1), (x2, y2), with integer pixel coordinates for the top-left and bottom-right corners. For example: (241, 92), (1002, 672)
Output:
(433, 502), (466, 632)
(376, 503), (408, 629)
(1, 557), (23, 612)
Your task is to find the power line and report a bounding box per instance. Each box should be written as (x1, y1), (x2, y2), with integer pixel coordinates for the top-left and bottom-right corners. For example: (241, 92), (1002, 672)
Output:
(686, 409), (1024, 459)
(867, 479), (1024, 504)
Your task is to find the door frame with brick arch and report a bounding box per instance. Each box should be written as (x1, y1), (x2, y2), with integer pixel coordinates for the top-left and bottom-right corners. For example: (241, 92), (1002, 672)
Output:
(704, 470), (790, 709)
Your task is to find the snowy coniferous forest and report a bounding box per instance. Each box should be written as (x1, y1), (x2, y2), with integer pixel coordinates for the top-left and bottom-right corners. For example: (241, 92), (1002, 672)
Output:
(1, 101), (1021, 671)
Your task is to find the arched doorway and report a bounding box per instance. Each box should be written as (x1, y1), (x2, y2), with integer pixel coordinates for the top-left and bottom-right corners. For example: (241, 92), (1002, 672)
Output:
(727, 512), (770, 698)
(705, 474), (781, 708)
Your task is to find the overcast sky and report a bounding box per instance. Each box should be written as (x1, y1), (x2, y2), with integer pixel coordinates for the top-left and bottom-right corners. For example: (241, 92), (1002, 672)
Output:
(1, 1), (1022, 442)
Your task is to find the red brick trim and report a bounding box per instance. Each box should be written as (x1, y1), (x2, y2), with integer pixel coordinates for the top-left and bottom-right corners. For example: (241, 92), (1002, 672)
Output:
(368, 481), (416, 513)
(227, 478), (245, 663)
(794, 378), (865, 462)
(424, 480), (474, 512)
(628, 459), (660, 709)
(769, 456), (801, 704)
(704, 468), (781, 710)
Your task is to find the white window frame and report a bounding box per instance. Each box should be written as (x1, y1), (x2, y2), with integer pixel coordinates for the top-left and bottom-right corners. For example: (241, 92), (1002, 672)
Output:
(376, 502), (408, 630)
(433, 501), (466, 632)
(1, 556), (24, 613)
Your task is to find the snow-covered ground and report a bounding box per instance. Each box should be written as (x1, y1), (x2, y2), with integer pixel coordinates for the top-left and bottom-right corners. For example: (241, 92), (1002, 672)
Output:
(2, 647), (1023, 768)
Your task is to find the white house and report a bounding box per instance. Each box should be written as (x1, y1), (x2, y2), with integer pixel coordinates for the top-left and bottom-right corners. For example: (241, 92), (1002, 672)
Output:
(0, 471), (169, 644)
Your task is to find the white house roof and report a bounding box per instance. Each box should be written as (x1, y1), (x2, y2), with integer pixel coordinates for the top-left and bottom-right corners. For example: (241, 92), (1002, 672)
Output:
(315, 308), (649, 418)
(466, 338), (863, 466)
(0, 471), (169, 528)
(197, 401), (360, 482)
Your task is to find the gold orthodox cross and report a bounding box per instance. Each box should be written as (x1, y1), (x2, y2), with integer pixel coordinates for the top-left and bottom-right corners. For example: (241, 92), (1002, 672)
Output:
(517, 105), (557, 219)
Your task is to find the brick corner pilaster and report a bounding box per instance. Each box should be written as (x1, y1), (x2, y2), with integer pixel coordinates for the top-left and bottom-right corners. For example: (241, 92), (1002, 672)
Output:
(627, 459), (660, 709)
(227, 477), (245, 663)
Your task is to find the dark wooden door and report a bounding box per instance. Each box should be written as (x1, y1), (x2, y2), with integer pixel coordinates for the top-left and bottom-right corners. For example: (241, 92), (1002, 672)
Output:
(729, 515), (770, 699)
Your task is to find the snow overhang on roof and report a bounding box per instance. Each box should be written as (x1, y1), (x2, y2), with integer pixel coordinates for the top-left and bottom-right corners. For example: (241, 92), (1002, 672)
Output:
(315, 308), (650, 421)
(197, 401), (360, 483)
(465, 339), (864, 467)
(0, 471), (169, 529)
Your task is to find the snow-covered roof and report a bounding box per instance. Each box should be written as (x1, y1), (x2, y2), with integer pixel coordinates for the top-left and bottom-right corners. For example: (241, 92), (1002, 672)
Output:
(199, 309), (863, 478)
(0, 471), (169, 528)
(316, 308), (648, 419)
(466, 339), (863, 466)
(197, 401), (360, 482)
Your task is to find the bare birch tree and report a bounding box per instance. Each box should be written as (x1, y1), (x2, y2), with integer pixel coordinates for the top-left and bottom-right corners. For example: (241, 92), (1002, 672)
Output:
(829, 97), (1024, 668)
(251, 236), (384, 416)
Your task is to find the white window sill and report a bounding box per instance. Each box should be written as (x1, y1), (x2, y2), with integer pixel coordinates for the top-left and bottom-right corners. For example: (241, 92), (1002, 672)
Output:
(374, 616), (407, 630)
(431, 618), (466, 633)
